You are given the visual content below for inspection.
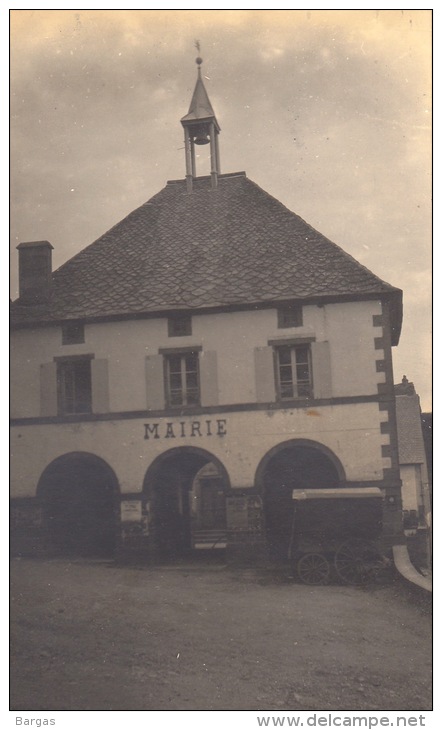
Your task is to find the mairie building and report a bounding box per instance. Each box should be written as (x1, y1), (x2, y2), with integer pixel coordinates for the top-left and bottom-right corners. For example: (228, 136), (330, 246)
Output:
(10, 58), (404, 565)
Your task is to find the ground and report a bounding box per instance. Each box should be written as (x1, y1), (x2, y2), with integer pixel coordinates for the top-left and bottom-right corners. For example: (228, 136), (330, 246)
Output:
(10, 556), (432, 712)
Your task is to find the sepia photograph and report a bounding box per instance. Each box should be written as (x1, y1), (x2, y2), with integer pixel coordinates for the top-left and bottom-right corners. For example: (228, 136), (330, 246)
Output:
(10, 8), (432, 719)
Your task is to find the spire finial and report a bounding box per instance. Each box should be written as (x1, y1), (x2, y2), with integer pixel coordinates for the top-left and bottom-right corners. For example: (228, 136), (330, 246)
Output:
(195, 40), (203, 71)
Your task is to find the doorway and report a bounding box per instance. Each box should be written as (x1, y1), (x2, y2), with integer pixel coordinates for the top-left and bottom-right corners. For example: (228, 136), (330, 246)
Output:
(143, 448), (230, 560)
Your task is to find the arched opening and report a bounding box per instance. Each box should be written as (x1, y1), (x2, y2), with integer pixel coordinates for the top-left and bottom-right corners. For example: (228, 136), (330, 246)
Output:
(143, 447), (231, 560)
(37, 452), (119, 557)
(255, 440), (344, 562)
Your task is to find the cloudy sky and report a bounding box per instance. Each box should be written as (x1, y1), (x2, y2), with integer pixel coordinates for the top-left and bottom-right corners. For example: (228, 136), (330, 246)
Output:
(10, 9), (432, 409)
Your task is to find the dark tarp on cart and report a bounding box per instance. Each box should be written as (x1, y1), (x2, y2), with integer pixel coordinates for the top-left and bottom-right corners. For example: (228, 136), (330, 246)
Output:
(289, 487), (383, 548)
(289, 488), (386, 585)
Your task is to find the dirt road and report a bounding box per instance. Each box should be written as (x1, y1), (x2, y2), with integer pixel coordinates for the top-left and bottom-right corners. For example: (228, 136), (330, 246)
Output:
(10, 557), (432, 711)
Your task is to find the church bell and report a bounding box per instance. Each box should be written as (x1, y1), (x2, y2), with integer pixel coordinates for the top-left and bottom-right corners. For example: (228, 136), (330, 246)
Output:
(192, 123), (210, 145)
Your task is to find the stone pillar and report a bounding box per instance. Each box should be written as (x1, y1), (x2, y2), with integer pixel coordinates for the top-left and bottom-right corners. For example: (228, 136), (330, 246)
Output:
(116, 496), (151, 563)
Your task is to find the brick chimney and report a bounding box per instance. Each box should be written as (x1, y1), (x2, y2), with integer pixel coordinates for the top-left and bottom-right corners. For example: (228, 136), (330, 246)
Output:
(17, 241), (53, 303)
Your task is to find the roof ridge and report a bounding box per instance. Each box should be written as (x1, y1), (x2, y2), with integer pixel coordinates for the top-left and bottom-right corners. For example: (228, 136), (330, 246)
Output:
(166, 171), (246, 185)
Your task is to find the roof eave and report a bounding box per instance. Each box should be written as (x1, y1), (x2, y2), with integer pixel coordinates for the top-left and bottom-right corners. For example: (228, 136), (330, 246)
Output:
(180, 115), (221, 132)
(388, 289), (403, 346)
(11, 290), (404, 331)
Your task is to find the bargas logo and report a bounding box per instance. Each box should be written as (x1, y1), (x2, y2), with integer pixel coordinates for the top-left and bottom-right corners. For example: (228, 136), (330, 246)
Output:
(16, 719), (55, 726)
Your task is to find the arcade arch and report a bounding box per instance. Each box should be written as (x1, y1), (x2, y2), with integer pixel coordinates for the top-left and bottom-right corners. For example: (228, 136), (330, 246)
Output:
(255, 439), (345, 561)
(37, 452), (119, 557)
(142, 447), (231, 559)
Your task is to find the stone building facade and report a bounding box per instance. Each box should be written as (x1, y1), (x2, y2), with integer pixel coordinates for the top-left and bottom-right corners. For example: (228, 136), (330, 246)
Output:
(10, 59), (404, 565)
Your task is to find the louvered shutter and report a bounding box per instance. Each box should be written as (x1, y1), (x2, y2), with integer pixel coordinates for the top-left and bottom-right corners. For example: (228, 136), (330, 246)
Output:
(254, 346), (276, 402)
(91, 358), (110, 413)
(40, 362), (58, 416)
(311, 341), (332, 399)
(145, 355), (165, 410)
(200, 350), (219, 406)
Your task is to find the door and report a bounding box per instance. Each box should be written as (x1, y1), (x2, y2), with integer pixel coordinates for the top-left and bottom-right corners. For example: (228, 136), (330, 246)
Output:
(200, 478), (227, 530)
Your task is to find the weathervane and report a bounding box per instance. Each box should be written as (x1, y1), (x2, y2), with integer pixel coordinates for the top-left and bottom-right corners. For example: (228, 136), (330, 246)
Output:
(195, 39), (203, 69)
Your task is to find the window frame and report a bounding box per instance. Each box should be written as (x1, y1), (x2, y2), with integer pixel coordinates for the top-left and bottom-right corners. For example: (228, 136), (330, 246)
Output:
(168, 314), (192, 338)
(62, 321), (85, 345)
(274, 343), (313, 401)
(161, 347), (202, 408)
(277, 304), (303, 329)
(55, 354), (94, 415)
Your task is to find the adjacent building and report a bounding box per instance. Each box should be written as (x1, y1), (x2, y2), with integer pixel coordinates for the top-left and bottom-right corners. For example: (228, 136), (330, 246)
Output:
(10, 58), (405, 564)
(395, 376), (432, 568)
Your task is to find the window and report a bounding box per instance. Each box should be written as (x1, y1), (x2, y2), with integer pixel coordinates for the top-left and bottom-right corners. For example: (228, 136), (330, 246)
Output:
(57, 357), (92, 415)
(165, 351), (200, 406)
(62, 322), (85, 345)
(275, 344), (312, 399)
(277, 304), (303, 329)
(168, 315), (192, 337)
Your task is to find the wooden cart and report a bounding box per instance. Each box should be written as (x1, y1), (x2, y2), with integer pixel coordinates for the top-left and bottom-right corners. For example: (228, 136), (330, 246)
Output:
(288, 488), (388, 585)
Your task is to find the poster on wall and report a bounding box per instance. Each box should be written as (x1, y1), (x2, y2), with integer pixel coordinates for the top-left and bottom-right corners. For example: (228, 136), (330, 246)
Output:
(120, 500), (142, 523)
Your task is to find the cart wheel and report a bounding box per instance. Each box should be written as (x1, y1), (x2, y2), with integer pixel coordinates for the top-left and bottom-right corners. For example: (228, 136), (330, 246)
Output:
(297, 553), (330, 585)
(334, 538), (383, 585)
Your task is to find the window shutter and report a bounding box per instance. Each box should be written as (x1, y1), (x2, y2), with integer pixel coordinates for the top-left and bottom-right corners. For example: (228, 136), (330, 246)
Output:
(40, 362), (58, 416)
(311, 341), (332, 399)
(254, 346), (276, 402)
(91, 358), (109, 413)
(200, 350), (219, 406)
(145, 355), (165, 410)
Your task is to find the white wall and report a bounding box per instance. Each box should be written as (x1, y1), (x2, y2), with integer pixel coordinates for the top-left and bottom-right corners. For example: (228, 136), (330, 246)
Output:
(11, 327), (61, 418)
(11, 401), (390, 497)
(325, 301), (385, 396)
(11, 299), (386, 418)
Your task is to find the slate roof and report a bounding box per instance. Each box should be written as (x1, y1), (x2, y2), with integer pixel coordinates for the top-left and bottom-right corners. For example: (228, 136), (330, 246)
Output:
(11, 172), (402, 336)
(395, 393), (427, 465)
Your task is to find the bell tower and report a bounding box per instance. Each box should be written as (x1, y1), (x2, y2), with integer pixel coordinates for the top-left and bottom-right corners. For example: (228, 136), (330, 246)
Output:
(180, 52), (221, 192)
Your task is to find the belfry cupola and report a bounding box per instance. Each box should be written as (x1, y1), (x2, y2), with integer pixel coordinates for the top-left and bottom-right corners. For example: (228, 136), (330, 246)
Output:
(180, 52), (221, 191)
